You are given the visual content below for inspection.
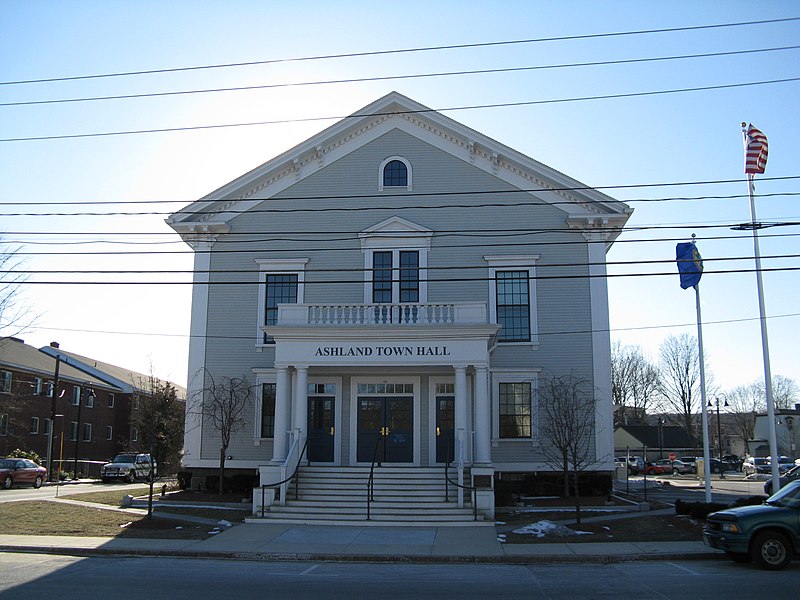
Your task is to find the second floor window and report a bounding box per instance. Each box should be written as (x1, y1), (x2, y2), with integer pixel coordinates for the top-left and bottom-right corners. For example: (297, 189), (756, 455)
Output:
(265, 274), (299, 327)
(496, 271), (531, 342)
(256, 258), (308, 345)
(0, 371), (11, 394)
(72, 386), (81, 406)
(371, 250), (419, 304)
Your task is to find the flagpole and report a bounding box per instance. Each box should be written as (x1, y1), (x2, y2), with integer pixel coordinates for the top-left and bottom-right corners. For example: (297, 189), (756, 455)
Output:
(740, 122), (780, 493)
(694, 275), (712, 503)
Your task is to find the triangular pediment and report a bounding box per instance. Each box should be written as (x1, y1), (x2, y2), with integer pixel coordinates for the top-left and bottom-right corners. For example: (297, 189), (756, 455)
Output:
(167, 91), (631, 238)
(359, 217), (433, 250)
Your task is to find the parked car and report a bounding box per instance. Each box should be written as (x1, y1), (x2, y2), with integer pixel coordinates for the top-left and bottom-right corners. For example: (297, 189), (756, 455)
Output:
(643, 460), (672, 476)
(626, 456), (644, 475)
(100, 453), (156, 483)
(679, 456), (698, 474)
(669, 459), (694, 475)
(0, 458), (47, 489)
(743, 457), (771, 476)
(764, 464), (800, 495)
(709, 458), (740, 474)
(769, 456), (796, 475)
(722, 454), (744, 471)
(704, 479), (800, 570)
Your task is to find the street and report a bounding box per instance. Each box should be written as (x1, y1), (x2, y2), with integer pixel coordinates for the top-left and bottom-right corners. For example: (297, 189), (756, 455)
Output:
(0, 553), (796, 599)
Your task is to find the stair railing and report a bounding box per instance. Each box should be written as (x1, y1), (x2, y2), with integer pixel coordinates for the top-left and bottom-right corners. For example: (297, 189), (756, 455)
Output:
(366, 434), (383, 520)
(443, 436), (478, 521)
(259, 436), (308, 518)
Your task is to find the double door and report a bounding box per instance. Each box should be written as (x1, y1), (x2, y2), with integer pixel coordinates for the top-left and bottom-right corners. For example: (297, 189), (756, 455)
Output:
(357, 396), (413, 463)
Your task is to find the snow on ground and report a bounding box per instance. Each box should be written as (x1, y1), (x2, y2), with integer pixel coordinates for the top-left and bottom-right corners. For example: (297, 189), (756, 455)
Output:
(512, 520), (592, 538)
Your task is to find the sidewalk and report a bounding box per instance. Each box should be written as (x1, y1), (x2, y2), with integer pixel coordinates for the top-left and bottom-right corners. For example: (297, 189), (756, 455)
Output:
(0, 521), (719, 564)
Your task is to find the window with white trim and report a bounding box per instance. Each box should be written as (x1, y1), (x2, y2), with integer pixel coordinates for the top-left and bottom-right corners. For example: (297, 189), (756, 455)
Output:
(106, 425), (113, 440)
(108, 393), (115, 408)
(34, 377), (44, 395)
(484, 255), (539, 344)
(492, 371), (539, 442)
(72, 386), (81, 406)
(44, 418), (51, 436)
(255, 258), (308, 345)
(31, 417), (39, 434)
(131, 426), (139, 443)
(0, 413), (7, 436)
(82, 423), (92, 442)
(70, 421), (78, 441)
(260, 383), (276, 438)
(378, 156), (412, 191)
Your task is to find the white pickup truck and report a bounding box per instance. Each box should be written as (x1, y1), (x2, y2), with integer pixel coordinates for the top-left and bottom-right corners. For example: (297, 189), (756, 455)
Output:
(100, 453), (156, 483)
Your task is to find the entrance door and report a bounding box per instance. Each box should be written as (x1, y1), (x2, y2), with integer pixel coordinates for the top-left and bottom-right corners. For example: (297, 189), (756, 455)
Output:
(435, 395), (455, 464)
(356, 396), (413, 463)
(307, 396), (335, 462)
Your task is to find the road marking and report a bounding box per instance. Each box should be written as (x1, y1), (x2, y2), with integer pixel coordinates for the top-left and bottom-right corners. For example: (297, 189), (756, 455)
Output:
(667, 561), (701, 575)
(300, 564), (320, 576)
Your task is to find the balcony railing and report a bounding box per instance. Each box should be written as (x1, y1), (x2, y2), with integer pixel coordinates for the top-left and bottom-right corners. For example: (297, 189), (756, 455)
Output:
(276, 302), (488, 326)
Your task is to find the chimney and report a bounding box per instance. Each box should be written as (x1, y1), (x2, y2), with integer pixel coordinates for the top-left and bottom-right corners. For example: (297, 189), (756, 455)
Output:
(50, 342), (60, 348)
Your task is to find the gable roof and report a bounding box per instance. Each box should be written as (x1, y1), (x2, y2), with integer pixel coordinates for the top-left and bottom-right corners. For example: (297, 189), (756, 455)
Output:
(0, 338), (114, 390)
(616, 425), (696, 449)
(38, 346), (186, 398)
(166, 91), (631, 243)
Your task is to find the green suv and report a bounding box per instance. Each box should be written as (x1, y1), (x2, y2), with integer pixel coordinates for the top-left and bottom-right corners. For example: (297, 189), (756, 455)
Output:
(703, 480), (800, 570)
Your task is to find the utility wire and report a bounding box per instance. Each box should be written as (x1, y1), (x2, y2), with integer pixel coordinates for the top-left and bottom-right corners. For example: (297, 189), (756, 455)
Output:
(3, 16), (798, 86)
(2, 176), (799, 211)
(5, 45), (798, 107)
(3, 76), (799, 143)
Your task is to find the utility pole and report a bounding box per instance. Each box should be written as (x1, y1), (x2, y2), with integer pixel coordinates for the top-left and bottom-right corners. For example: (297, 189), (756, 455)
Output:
(46, 346), (61, 482)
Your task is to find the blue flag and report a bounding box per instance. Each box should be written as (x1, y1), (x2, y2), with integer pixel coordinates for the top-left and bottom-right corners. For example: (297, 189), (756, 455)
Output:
(676, 242), (703, 289)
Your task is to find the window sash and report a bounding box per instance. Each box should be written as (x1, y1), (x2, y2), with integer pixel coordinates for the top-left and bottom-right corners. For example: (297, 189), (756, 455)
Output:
(261, 383), (276, 438)
(499, 382), (532, 438)
(264, 274), (299, 343)
(383, 160), (408, 187)
(496, 271), (531, 342)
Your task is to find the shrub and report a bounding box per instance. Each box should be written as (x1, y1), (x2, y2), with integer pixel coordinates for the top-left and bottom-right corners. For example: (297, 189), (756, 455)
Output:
(176, 471), (192, 490)
(675, 499), (737, 520)
(7, 448), (43, 464)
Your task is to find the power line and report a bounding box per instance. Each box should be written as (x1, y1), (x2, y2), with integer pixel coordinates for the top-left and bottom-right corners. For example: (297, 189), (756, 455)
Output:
(4, 16), (797, 87)
(8, 231), (800, 257)
(2, 176), (799, 212)
(6, 45), (798, 107)
(4, 252), (799, 277)
(11, 265), (800, 285)
(3, 76), (799, 143)
(25, 311), (800, 343)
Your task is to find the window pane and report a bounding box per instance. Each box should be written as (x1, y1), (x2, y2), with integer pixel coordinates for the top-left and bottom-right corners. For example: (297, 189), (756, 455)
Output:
(499, 382), (531, 438)
(372, 251), (392, 304)
(497, 271), (530, 342)
(383, 160), (407, 187)
(399, 251), (419, 303)
(261, 383), (276, 438)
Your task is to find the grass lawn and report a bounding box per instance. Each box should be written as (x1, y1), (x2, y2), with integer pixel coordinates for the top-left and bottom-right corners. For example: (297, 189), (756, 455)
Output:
(0, 501), (217, 539)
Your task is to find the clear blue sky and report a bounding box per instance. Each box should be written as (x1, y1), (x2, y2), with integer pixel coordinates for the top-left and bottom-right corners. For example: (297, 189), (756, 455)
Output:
(1, 1), (798, 396)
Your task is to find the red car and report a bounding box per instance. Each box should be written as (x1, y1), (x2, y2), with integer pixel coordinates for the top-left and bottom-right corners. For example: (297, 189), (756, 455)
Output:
(0, 458), (47, 489)
(643, 460), (673, 476)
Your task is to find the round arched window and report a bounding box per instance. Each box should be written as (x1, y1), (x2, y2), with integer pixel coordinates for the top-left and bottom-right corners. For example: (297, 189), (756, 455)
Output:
(383, 159), (408, 187)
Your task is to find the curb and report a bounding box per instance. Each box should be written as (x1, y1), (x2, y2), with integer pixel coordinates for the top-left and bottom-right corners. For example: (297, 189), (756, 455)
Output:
(0, 544), (725, 565)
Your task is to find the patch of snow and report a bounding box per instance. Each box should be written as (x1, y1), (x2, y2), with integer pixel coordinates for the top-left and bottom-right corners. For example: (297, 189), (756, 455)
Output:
(217, 520), (232, 527)
(512, 520), (592, 538)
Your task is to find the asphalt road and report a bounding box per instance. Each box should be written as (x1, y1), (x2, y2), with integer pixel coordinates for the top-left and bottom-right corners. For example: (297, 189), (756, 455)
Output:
(0, 553), (796, 599)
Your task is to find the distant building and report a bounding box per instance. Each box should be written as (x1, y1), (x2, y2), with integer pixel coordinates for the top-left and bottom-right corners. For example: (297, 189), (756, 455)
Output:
(615, 425), (697, 461)
(751, 404), (800, 460)
(0, 338), (184, 477)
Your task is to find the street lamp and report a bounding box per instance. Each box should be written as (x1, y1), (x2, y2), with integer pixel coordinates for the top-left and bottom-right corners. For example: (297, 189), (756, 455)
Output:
(73, 385), (95, 479)
(709, 397), (729, 463)
(658, 417), (666, 459)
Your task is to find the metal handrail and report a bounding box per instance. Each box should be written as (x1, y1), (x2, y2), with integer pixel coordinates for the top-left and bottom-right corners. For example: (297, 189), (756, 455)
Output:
(443, 442), (478, 521)
(259, 439), (308, 518)
(366, 434), (383, 520)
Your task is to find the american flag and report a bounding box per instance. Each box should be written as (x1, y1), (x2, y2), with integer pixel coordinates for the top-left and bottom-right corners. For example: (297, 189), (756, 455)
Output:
(744, 124), (768, 174)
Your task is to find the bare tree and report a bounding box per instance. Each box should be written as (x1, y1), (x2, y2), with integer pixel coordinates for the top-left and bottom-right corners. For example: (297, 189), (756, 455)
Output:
(0, 236), (36, 339)
(657, 334), (703, 444)
(539, 373), (596, 524)
(131, 374), (185, 476)
(724, 384), (763, 455)
(611, 341), (660, 427)
(756, 375), (799, 411)
(193, 371), (253, 494)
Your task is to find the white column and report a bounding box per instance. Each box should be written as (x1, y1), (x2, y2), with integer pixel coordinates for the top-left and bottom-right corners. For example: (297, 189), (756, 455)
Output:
(271, 366), (291, 463)
(454, 366), (468, 465)
(474, 365), (491, 465)
(293, 366), (309, 442)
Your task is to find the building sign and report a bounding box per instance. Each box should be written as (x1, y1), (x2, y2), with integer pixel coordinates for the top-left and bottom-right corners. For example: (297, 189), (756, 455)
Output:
(315, 345), (451, 358)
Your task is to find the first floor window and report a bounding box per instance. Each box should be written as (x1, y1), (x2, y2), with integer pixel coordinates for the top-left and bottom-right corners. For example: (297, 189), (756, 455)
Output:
(106, 425), (113, 440)
(0, 413), (8, 436)
(131, 426), (139, 443)
(44, 418), (51, 435)
(499, 382), (532, 438)
(70, 421), (78, 441)
(261, 383), (276, 438)
(31, 417), (39, 434)
(82, 423), (92, 442)
(1, 371), (12, 394)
